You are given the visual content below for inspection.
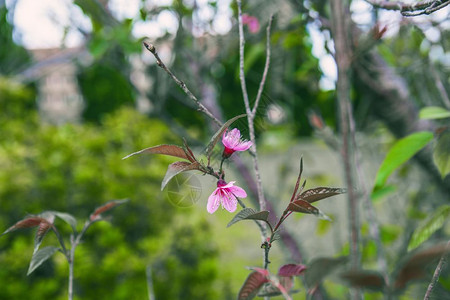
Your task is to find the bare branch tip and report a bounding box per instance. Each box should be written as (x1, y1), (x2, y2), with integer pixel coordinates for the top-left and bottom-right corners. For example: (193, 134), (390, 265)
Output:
(143, 42), (156, 54)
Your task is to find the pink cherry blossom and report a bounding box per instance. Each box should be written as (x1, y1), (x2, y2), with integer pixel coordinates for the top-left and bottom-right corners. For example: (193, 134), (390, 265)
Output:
(222, 128), (252, 158)
(207, 180), (247, 214)
(242, 14), (260, 34)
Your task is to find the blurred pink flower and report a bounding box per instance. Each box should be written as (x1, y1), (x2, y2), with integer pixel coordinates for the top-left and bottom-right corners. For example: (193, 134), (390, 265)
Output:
(222, 128), (252, 158)
(242, 14), (260, 33)
(207, 180), (247, 214)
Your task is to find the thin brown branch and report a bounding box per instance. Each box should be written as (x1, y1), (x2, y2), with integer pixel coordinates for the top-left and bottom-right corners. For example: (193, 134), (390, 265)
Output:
(365, 0), (450, 16)
(237, 1), (252, 117)
(424, 240), (450, 300)
(143, 42), (222, 127)
(252, 15), (274, 116)
(236, 0), (267, 214)
(330, 0), (361, 298)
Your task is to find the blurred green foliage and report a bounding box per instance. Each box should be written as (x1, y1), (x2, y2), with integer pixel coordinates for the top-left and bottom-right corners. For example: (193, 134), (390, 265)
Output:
(0, 107), (225, 299)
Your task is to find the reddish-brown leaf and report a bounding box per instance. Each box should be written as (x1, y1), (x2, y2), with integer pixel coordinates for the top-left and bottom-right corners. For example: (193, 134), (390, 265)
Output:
(122, 144), (191, 161)
(393, 244), (450, 290)
(290, 158), (304, 202)
(297, 187), (346, 203)
(90, 199), (129, 221)
(278, 264), (307, 277)
(36, 222), (51, 239)
(238, 271), (269, 300)
(340, 270), (386, 291)
(287, 200), (319, 215)
(1, 217), (48, 236)
(161, 161), (201, 191)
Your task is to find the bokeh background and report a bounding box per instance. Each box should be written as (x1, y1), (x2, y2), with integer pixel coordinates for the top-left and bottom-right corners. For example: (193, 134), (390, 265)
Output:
(1, 0), (450, 299)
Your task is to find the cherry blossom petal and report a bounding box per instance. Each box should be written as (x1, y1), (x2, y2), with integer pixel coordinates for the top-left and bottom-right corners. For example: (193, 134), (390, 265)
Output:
(233, 141), (252, 151)
(228, 185), (247, 198)
(207, 190), (221, 214)
(222, 191), (238, 212)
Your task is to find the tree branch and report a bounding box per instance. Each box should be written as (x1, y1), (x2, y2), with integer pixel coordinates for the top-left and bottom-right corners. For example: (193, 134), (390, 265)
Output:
(424, 240), (450, 300)
(364, 0), (450, 16)
(252, 15), (274, 117)
(330, 0), (361, 298)
(236, 0), (268, 215)
(142, 42), (222, 127)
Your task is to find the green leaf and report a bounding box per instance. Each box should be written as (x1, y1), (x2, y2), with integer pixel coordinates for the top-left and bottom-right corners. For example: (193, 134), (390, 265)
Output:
(227, 208), (270, 228)
(370, 185), (396, 203)
(27, 246), (60, 275)
(204, 114), (246, 159)
(373, 131), (433, 192)
(48, 211), (78, 233)
(161, 161), (200, 191)
(433, 130), (450, 178)
(408, 205), (450, 251)
(419, 106), (450, 120)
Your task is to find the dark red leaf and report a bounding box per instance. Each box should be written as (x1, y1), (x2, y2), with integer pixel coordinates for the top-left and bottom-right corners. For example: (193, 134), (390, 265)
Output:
(161, 161), (201, 190)
(290, 158), (304, 202)
(36, 222), (51, 239)
(298, 187), (346, 203)
(340, 270), (386, 291)
(250, 267), (269, 277)
(227, 208), (270, 228)
(238, 271), (269, 300)
(287, 200), (319, 215)
(393, 244), (450, 290)
(1, 217), (48, 236)
(278, 264), (307, 277)
(90, 199), (129, 221)
(122, 144), (191, 161)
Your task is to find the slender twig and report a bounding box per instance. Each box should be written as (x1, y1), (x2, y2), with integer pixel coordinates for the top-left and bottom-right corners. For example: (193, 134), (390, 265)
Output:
(424, 240), (450, 300)
(146, 265), (156, 300)
(67, 220), (93, 300)
(252, 15), (274, 117)
(364, 0), (450, 16)
(330, 0), (361, 299)
(142, 42), (222, 127)
(237, 0), (252, 118)
(236, 0), (268, 214)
